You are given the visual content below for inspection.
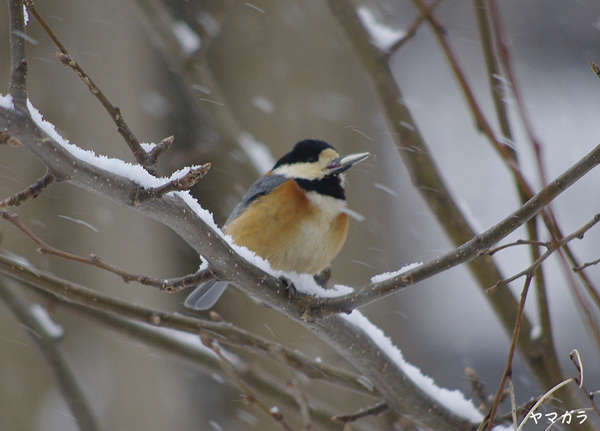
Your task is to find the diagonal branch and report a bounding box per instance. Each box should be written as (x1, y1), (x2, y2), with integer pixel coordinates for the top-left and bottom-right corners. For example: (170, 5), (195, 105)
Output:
(0, 209), (216, 291)
(487, 215), (600, 291)
(23, 0), (161, 174)
(0, 170), (56, 207)
(133, 163), (211, 204)
(201, 336), (296, 431)
(0, 278), (101, 431)
(305, 141), (600, 314)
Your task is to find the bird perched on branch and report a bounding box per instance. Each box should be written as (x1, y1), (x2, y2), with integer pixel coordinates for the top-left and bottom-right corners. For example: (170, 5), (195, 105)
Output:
(185, 139), (370, 310)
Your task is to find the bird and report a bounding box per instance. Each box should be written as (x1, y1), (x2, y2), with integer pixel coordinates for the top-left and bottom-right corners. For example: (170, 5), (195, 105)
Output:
(184, 139), (370, 310)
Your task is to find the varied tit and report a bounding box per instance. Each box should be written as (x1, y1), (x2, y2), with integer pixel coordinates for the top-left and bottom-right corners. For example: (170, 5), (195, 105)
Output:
(184, 139), (370, 310)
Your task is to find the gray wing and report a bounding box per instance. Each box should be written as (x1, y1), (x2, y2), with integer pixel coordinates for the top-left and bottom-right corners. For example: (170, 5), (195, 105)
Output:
(185, 175), (288, 310)
(184, 281), (229, 310)
(225, 174), (288, 226)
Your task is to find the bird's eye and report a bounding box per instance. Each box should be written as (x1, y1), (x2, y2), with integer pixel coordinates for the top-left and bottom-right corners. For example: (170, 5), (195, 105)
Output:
(307, 157), (317, 163)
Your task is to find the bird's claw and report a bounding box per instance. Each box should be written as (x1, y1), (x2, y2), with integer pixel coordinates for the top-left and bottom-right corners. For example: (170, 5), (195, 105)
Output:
(313, 266), (332, 287)
(279, 275), (297, 301)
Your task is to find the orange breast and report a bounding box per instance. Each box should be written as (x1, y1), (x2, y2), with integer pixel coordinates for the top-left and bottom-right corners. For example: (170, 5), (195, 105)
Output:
(224, 179), (349, 274)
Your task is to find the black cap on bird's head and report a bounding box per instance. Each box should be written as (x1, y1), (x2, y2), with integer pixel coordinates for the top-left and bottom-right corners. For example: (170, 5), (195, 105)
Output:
(272, 139), (370, 181)
(273, 139), (335, 169)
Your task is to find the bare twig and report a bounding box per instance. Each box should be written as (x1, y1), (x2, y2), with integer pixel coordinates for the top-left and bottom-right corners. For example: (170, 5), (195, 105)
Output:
(387, 0), (444, 53)
(483, 274), (534, 431)
(495, 398), (538, 425)
(573, 257), (600, 273)
(147, 135), (175, 160)
(307, 156), (600, 314)
(273, 346), (313, 430)
(0, 211), (215, 292)
(133, 163), (211, 204)
(0, 170), (56, 208)
(508, 377), (517, 431)
(201, 335), (296, 431)
(0, 278), (101, 431)
(23, 0), (160, 174)
(465, 367), (492, 412)
(571, 350), (600, 418)
(591, 62), (600, 79)
(487, 215), (600, 292)
(332, 401), (389, 423)
(487, 239), (550, 256)
(487, 0), (547, 186)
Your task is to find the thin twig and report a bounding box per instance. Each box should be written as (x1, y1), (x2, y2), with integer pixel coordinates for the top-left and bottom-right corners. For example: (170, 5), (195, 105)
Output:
(273, 346), (313, 430)
(487, 215), (600, 292)
(571, 349), (600, 418)
(495, 398), (538, 424)
(410, 0), (519, 172)
(508, 377), (517, 431)
(0, 171), (56, 208)
(557, 248), (600, 352)
(573, 257), (600, 273)
(201, 335), (296, 431)
(147, 135), (175, 160)
(23, 0), (160, 174)
(0, 211), (215, 291)
(484, 274), (534, 431)
(465, 367), (492, 412)
(133, 163), (211, 204)
(487, 239), (550, 256)
(332, 401), (389, 422)
(387, 0), (444, 53)
(591, 62), (600, 79)
(0, 278), (101, 431)
(487, 0), (547, 187)
(473, 0), (515, 161)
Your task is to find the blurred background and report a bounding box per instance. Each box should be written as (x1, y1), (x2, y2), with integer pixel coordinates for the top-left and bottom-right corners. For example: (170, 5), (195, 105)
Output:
(1, 0), (600, 430)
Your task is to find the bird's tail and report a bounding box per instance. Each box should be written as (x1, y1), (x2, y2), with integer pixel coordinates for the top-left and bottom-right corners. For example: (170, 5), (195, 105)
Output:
(184, 281), (229, 310)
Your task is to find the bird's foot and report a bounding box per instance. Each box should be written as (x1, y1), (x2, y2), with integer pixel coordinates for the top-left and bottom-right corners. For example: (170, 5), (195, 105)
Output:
(313, 266), (332, 287)
(279, 275), (297, 301)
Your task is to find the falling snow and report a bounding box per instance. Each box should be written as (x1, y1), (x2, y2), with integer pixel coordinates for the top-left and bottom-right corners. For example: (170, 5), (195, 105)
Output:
(30, 304), (64, 339)
(172, 20), (201, 56)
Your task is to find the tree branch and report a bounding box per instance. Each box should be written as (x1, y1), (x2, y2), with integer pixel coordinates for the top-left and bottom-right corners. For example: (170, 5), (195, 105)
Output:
(0, 210), (216, 291)
(0, 170), (55, 207)
(0, 278), (101, 431)
(23, 0), (163, 174)
(8, 0), (28, 112)
(0, 252), (379, 398)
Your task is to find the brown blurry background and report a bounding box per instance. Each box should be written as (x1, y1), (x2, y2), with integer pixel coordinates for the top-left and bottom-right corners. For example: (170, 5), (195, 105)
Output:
(2, 0), (600, 430)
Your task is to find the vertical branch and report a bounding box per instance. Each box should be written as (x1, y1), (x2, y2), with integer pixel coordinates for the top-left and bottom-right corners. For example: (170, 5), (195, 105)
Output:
(484, 275), (533, 431)
(473, 0), (553, 351)
(8, 0), (29, 112)
(487, 0), (546, 185)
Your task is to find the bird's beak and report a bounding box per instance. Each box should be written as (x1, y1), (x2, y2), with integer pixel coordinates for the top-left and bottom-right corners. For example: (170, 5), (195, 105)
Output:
(327, 152), (370, 174)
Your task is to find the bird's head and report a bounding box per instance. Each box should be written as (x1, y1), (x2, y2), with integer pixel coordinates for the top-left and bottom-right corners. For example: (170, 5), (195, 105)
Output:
(271, 139), (370, 181)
